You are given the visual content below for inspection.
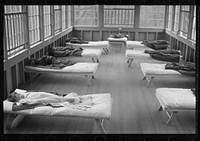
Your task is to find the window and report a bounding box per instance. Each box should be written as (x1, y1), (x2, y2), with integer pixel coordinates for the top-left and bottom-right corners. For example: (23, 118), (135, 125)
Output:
(62, 6), (66, 30)
(104, 5), (135, 27)
(173, 6), (180, 33)
(167, 6), (173, 30)
(28, 6), (40, 45)
(67, 6), (72, 27)
(179, 6), (190, 37)
(140, 6), (165, 28)
(54, 5), (61, 33)
(43, 5), (51, 38)
(74, 5), (98, 26)
(4, 5), (26, 57)
(191, 6), (196, 41)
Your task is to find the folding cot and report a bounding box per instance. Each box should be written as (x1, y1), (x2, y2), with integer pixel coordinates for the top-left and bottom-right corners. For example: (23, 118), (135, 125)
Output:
(125, 49), (155, 67)
(155, 88), (195, 125)
(3, 89), (113, 133)
(65, 41), (109, 54)
(140, 63), (194, 87)
(25, 62), (99, 85)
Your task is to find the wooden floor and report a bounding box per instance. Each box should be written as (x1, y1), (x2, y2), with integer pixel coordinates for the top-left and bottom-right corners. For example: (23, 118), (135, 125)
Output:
(4, 46), (196, 134)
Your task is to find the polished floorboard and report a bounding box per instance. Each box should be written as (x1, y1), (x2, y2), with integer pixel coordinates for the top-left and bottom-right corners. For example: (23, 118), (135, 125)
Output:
(4, 46), (196, 134)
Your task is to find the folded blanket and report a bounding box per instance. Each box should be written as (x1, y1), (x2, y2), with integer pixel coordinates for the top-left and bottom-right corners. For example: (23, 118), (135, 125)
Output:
(144, 49), (182, 55)
(150, 53), (180, 62)
(49, 46), (83, 57)
(165, 62), (196, 76)
(66, 37), (88, 44)
(142, 40), (169, 50)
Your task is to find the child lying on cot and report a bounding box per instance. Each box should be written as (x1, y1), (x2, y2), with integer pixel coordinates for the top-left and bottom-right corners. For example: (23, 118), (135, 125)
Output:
(27, 55), (76, 69)
(7, 89), (93, 111)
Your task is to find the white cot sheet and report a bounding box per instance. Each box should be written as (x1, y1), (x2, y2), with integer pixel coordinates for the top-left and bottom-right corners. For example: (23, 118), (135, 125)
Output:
(25, 63), (99, 73)
(107, 37), (128, 42)
(66, 41), (109, 48)
(156, 88), (195, 110)
(127, 41), (146, 49)
(140, 63), (181, 75)
(4, 93), (112, 119)
(125, 50), (151, 59)
(82, 49), (102, 57)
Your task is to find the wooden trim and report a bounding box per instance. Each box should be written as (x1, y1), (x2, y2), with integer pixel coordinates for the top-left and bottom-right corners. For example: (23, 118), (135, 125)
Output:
(73, 26), (165, 32)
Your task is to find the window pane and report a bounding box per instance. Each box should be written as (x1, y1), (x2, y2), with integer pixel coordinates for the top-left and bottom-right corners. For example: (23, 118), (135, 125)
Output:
(174, 6), (180, 33)
(74, 5), (99, 26)
(43, 5), (51, 38)
(54, 6), (61, 32)
(179, 5), (190, 37)
(140, 6), (165, 28)
(104, 5), (134, 28)
(167, 6), (173, 30)
(28, 5), (40, 45)
(62, 6), (66, 30)
(4, 5), (26, 57)
(191, 6), (196, 41)
(67, 6), (72, 27)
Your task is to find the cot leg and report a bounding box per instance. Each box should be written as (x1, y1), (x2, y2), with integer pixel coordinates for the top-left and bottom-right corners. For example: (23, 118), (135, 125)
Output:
(95, 119), (106, 134)
(96, 58), (99, 63)
(127, 59), (129, 64)
(128, 59), (133, 67)
(92, 75), (95, 79)
(166, 111), (178, 125)
(146, 76), (154, 87)
(6, 114), (18, 130)
(158, 106), (163, 111)
(85, 75), (93, 85)
(91, 58), (95, 63)
(103, 48), (108, 54)
(106, 48), (109, 53)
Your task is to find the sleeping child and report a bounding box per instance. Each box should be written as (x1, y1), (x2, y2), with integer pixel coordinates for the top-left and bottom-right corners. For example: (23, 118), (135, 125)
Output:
(7, 89), (93, 111)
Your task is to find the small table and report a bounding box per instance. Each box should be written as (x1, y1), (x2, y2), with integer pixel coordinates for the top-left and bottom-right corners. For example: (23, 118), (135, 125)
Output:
(107, 37), (127, 50)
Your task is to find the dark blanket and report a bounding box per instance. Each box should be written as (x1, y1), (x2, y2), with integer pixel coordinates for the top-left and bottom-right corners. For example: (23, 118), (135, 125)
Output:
(142, 40), (169, 50)
(49, 46), (83, 57)
(26, 56), (76, 69)
(66, 37), (88, 44)
(165, 62), (196, 76)
(109, 33), (129, 39)
(150, 53), (180, 62)
(144, 49), (182, 55)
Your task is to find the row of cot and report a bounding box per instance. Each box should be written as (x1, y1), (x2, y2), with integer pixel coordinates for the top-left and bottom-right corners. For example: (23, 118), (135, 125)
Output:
(123, 38), (196, 127)
(3, 37), (196, 133)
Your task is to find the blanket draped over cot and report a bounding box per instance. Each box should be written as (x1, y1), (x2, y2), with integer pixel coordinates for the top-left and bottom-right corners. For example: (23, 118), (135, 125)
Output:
(142, 40), (169, 50)
(165, 62), (196, 76)
(4, 89), (113, 134)
(155, 88), (195, 125)
(65, 39), (109, 54)
(125, 46), (182, 67)
(48, 46), (102, 63)
(140, 63), (195, 87)
(25, 62), (99, 85)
